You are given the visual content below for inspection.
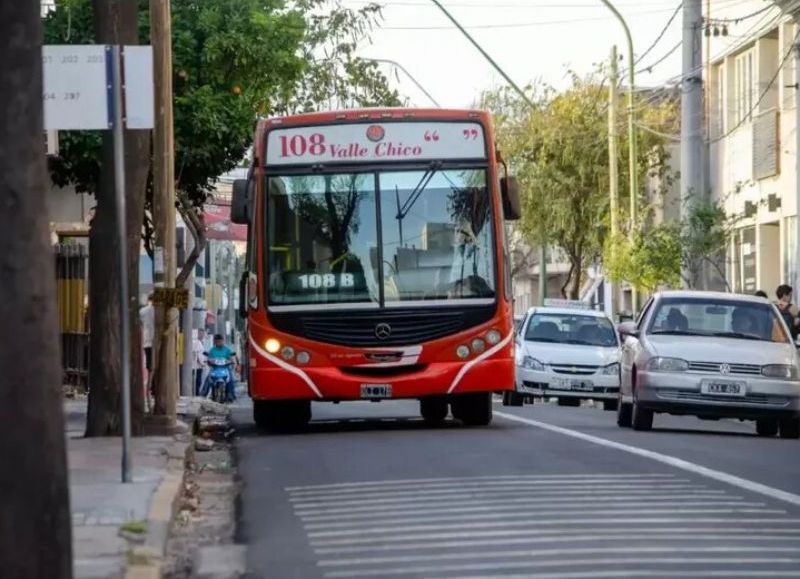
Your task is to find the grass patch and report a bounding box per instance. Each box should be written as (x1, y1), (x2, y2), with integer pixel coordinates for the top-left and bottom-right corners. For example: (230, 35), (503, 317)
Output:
(120, 520), (148, 535)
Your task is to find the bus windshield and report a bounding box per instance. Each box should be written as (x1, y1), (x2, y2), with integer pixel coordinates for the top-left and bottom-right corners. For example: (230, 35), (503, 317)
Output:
(266, 168), (495, 308)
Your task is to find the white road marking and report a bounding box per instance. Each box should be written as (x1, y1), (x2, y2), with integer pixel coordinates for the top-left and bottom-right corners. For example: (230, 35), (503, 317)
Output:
(495, 410), (800, 507)
(284, 473), (678, 492)
(298, 499), (766, 522)
(322, 557), (800, 577)
(310, 526), (800, 547)
(314, 533), (800, 555)
(287, 474), (686, 497)
(292, 485), (720, 510)
(306, 517), (800, 538)
(318, 545), (800, 567)
(303, 507), (785, 530)
(459, 572), (800, 579)
(288, 480), (700, 500)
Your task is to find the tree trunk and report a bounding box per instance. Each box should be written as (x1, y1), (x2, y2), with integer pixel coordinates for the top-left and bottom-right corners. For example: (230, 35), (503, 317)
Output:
(0, 3), (73, 576)
(85, 0), (149, 436)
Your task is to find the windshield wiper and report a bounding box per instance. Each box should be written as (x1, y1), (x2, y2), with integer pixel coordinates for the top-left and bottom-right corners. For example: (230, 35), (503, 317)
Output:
(649, 330), (707, 336)
(396, 161), (442, 220)
(712, 331), (768, 341)
(526, 338), (561, 343)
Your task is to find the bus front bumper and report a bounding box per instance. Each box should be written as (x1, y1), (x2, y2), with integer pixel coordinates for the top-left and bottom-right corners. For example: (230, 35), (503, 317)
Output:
(249, 359), (514, 401)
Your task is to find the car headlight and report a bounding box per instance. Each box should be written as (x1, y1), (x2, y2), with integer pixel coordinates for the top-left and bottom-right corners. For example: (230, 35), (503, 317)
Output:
(522, 356), (545, 371)
(646, 357), (689, 372)
(602, 363), (620, 375)
(761, 364), (798, 380)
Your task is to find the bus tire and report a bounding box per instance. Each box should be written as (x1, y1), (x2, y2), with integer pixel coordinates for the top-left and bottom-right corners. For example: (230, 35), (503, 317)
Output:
(778, 417), (800, 439)
(756, 419), (778, 437)
(420, 397), (448, 423)
(451, 392), (492, 426)
(603, 399), (619, 411)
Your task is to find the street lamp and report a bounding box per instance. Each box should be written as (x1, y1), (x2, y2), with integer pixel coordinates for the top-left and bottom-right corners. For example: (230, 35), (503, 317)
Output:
(362, 58), (442, 108)
(599, 0), (639, 314)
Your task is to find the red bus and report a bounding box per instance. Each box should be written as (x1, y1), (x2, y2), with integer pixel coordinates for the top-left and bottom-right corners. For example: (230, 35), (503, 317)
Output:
(231, 108), (521, 431)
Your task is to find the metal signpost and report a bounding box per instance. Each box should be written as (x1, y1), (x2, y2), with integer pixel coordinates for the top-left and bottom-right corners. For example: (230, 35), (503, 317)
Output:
(43, 44), (154, 483)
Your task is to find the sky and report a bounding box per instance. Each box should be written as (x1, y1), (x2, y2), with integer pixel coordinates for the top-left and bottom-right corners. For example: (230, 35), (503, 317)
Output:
(346, 0), (783, 108)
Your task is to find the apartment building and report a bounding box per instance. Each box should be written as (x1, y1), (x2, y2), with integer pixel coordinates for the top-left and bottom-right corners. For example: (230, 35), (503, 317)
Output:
(706, 2), (798, 295)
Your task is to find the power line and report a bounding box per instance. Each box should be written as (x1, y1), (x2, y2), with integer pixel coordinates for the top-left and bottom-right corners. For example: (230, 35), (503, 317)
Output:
(634, 1), (682, 66)
(637, 40), (682, 74)
(709, 26), (800, 144)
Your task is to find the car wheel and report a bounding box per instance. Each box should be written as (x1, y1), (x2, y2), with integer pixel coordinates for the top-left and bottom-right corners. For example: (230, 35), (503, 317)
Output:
(502, 390), (524, 407)
(631, 390), (653, 431)
(557, 397), (580, 407)
(420, 396), (448, 423)
(451, 392), (493, 426)
(603, 399), (619, 411)
(755, 419), (779, 437)
(778, 417), (800, 439)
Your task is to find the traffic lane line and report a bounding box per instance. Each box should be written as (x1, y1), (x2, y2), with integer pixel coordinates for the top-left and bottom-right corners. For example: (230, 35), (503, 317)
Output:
(495, 410), (800, 508)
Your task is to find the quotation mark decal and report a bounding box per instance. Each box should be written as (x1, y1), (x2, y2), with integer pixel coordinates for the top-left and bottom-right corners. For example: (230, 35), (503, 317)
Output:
(424, 130), (440, 142)
(462, 128), (479, 140)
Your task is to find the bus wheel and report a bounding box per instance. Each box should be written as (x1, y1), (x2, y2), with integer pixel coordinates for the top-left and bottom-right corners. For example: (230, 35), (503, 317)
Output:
(451, 393), (492, 426)
(253, 400), (311, 433)
(420, 397), (448, 423)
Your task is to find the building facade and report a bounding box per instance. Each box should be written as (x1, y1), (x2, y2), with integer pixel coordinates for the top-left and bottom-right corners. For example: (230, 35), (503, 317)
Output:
(706, 2), (798, 295)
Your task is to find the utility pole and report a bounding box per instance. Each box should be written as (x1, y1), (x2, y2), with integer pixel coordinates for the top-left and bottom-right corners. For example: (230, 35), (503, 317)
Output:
(150, 0), (178, 423)
(608, 45), (620, 318)
(180, 228), (194, 397)
(1, 3), (73, 575)
(538, 246), (547, 305)
(680, 0), (704, 288)
(795, 39), (800, 296)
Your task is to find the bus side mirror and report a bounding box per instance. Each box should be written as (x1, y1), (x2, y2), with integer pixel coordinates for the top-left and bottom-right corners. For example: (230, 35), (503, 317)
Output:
(231, 179), (250, 224)
(500, 176), (522, 221)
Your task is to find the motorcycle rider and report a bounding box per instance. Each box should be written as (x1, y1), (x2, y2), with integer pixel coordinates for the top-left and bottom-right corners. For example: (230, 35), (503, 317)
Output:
(200, 334), (238, 402)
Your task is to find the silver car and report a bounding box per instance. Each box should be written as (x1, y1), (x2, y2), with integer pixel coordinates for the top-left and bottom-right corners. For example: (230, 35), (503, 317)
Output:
(618, 290), (800, 438)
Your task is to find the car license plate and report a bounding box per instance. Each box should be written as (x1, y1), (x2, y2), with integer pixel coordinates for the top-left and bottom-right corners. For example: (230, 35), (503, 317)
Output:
(552, 379), (593, 391)
(360, 384), (392, 399)
(701, 380), (745, 397)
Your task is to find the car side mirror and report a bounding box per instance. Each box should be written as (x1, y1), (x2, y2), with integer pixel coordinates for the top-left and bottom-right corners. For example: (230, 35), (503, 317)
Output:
(618, 321), (639, 339)
(231, 178), (251, 224)
(500, 176), (522, 221)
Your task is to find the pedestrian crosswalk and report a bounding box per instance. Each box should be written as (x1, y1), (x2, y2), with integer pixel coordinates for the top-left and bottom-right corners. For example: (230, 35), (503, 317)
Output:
(286, 474), (800, 578)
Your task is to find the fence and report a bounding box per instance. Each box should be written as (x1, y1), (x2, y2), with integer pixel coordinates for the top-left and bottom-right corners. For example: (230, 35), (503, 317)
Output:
(55, 243), (89, 390)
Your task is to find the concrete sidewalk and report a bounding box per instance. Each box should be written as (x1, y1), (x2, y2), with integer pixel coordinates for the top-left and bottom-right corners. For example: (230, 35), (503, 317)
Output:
(65, 399), (191, 579)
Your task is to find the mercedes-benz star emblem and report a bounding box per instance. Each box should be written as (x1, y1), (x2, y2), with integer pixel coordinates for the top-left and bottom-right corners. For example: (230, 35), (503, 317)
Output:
(374, 323), (392, 340)
(719, 363), (731, 375)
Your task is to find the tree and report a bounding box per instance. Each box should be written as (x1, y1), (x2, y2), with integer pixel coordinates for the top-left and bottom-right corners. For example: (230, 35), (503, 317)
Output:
(482, 73), (677, 298)
(0, 3), (73, 576)
(604, 200), (735, 292)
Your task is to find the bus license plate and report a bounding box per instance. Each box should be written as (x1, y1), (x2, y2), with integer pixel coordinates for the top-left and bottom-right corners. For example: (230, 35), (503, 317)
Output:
(360, 384), (392, 399)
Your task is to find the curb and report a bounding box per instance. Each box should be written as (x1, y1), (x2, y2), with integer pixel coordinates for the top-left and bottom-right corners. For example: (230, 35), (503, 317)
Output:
(124, 438), (192, 579)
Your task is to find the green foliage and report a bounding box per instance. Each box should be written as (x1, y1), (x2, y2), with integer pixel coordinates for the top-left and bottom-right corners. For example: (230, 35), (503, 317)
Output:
(604, 201), (734, 292)
(43, 0), (401, 205)
(482, 73), (677, 298)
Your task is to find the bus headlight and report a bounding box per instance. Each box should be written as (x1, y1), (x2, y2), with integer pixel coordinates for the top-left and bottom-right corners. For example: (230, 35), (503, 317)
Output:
(281, 346), (295, 360)
(456, 345), (471, 359)
(486, 330), (502, 345)
(296, 351), (311, 365)
(265, 339), (281, 354)
(471, 338), (486, 354)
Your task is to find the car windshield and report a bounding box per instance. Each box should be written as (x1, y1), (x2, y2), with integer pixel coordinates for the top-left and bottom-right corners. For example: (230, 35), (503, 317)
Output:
(524, 313), (617, 347)
(648, 297), (790, 343)
(266, 168), (495, 308)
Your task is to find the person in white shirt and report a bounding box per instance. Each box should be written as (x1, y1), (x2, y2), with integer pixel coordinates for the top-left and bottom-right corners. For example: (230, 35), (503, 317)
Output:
(193, 329), (206, 396)
(139, 295), (155, 385)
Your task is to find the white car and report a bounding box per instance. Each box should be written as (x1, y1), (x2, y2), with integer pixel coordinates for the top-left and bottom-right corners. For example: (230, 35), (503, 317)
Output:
(618, 290), (800, 437)
(510, 306), (621, 410)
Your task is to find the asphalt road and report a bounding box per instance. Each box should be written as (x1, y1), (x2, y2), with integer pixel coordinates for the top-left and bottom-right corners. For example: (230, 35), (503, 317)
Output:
(234, 399), (800, 578)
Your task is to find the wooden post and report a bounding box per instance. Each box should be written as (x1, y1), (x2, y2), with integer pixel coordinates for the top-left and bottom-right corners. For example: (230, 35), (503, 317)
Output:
(150, 0), (178, 423)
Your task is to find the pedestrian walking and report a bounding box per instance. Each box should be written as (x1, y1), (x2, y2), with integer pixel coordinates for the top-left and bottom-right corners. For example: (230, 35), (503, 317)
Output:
(775, 284), (799, 340)
(139, 294), (155, 391)
(193, 329), (205, 396)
